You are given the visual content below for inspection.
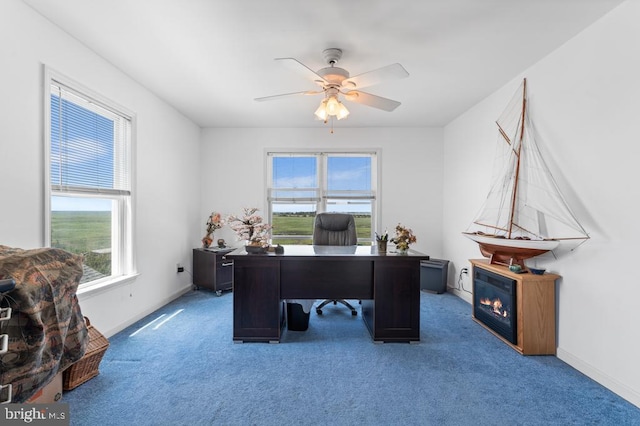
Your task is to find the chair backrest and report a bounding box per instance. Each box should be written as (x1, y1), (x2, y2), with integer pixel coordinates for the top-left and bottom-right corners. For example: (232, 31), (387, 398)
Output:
(312, 213), (357, 246)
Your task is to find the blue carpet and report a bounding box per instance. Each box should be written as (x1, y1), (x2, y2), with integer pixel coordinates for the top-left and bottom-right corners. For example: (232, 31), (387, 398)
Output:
(64, 291), (640, 425)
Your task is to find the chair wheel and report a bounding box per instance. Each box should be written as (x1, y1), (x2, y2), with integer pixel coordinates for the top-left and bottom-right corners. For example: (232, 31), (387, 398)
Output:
(351, 311), (357, 316)
(316, 309), (323, 315)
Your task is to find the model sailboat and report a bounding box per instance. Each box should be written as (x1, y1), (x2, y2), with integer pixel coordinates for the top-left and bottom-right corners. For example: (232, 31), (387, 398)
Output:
(463, 79), (589, 267)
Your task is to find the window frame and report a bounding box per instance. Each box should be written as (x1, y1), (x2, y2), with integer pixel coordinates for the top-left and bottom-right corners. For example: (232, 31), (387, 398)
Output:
(44, 67), (137, 292)
(265, 148), (380, 244)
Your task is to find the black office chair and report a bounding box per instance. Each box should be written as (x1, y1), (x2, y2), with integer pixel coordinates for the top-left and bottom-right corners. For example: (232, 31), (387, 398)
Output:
(313, 213), (358, 316)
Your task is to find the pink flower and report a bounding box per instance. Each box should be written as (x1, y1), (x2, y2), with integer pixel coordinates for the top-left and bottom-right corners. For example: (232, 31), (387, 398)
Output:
(227, 208), (272, 245)
(205, 211), (224, 234)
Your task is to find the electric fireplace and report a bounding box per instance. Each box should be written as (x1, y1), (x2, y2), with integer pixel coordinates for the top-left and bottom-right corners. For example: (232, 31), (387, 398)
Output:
(473, 267), (517, 344)
(470, 260), (559, 355)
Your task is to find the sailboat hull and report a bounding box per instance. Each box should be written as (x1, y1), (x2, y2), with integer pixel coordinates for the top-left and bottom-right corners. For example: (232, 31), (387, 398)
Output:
(463, 233), (559, 267)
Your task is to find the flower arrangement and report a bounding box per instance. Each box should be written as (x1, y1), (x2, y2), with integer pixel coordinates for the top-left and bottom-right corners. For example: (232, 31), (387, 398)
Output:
(206, 212), (224, 234)
(391, 223), (417, 252)
(227, 207), (272, 247)
(202, 211), (224, 248)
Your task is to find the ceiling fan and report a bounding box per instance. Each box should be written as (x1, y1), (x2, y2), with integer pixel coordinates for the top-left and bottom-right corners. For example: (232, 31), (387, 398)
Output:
(255, 48), (409, 124)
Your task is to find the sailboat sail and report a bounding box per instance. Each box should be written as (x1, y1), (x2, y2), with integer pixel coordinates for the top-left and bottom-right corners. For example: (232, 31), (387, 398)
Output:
(464, 79), (589, 266)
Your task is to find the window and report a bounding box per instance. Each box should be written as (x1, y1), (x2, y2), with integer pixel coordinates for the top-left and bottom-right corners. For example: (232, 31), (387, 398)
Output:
(267, 151), (378, 244)
(45, 70), (135, 287)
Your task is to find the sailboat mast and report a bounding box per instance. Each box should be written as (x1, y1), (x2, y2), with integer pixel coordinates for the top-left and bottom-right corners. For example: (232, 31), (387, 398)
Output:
(507, 79), (527, 239)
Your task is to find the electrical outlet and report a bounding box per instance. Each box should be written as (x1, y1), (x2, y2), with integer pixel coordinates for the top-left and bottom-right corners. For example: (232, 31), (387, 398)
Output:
(176, 263), (184, 273)
(461, 267), (469, 274)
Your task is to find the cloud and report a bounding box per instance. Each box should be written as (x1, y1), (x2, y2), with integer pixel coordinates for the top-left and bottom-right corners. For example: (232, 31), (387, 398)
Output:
(51, 137), (112, 165)
(329, 167), (367, 182)
(274, 174), (316, 188)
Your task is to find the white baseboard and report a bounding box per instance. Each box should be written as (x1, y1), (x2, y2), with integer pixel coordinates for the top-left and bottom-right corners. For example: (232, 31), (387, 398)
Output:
(449, 287), (472, 304)
(451, 291), (639, 409)
(102, 284), (193, 338)
(557, 347), (640, 409)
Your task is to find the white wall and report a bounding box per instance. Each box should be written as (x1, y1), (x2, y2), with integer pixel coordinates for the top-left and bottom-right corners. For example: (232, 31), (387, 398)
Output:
(0, 0), (202, 336)
(443, 1), (640, 407)
(4, 0), (637, 409)
(200, 127), (444, 257)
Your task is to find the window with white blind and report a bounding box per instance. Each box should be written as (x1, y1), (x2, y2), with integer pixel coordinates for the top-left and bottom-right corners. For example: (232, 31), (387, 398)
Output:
(267, 151), (378, 244)
(45, 69), (135, 288)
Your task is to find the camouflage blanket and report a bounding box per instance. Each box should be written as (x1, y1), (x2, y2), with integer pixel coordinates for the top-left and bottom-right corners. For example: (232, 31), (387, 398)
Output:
(0, 245), (88, 403)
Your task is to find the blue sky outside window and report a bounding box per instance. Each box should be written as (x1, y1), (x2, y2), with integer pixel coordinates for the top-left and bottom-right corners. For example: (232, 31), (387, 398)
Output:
(50, 93), (115, 197)
(272, 156), (317, 188)
(327, 156), (371, 191)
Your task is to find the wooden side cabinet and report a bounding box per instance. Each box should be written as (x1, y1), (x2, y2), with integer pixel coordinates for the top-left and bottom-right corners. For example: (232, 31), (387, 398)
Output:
(192, 248), (234, 295)
(470, 259), (560, 355)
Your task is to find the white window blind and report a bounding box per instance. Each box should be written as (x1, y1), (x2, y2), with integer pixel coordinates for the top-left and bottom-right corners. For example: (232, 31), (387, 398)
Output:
(50, 82), (131, 196)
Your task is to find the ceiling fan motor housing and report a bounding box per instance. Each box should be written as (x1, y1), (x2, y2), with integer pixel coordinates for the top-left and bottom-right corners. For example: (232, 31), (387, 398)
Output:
(323, 48), (342, 65)
(317, 66), (349, 85)
(318, 48), (351, 85)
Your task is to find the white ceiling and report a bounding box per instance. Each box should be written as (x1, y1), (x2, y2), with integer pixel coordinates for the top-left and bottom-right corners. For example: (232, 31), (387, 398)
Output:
(23, 0), (623, 128)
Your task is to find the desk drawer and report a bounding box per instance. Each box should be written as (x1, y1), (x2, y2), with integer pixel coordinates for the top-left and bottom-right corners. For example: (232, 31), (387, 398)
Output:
(281, 260), (373, 299)
(216, 258), (233, 287)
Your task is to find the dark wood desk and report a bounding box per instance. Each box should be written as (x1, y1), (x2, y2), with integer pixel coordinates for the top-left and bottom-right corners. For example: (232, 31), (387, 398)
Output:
(226, 245), (429, 343)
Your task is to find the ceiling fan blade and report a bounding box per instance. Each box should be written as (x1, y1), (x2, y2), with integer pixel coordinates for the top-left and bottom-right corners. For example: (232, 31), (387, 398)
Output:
(254, 90), (322, 102)
(275, 57), (329, 86)
(342, 63), (409, 90)
(343, 91), (401, 112)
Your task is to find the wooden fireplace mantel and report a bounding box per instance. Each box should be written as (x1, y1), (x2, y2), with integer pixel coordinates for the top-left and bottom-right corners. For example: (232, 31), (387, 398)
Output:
(470, 259), (560, 355)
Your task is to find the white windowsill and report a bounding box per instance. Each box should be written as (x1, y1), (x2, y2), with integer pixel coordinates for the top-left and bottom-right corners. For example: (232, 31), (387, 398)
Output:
(76, 272), (140, 298)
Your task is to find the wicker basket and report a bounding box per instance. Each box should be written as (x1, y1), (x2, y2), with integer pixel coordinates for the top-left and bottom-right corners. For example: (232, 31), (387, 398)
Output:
(63, 317), (109, 390)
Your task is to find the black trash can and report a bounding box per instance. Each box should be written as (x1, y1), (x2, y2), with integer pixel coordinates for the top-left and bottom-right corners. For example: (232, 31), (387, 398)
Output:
(420, 259), (450, 294)
(286, 302), (310, 331)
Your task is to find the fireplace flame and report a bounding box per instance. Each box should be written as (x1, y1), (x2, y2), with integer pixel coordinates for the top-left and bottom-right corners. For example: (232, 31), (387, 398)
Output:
(479, 297), (509, 319)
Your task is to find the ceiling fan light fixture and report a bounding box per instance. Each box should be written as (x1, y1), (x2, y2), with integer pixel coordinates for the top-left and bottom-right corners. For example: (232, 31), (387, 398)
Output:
(336, 101), (350, 120)
(315, 95), (350, 121)
(325, 96), (340, 115)
(314, 99), (329, 121)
